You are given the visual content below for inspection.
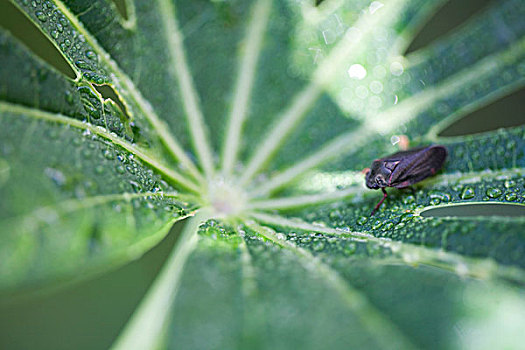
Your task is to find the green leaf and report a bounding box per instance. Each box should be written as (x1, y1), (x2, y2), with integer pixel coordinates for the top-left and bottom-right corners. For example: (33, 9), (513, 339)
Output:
(1, 0), (524, 349)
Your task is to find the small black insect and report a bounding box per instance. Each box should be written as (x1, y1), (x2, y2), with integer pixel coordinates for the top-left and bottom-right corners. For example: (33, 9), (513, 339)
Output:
(365, 145), (447, 215)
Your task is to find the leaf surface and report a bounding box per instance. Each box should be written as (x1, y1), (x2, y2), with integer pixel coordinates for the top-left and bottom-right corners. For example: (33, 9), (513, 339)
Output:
(1, 0), (524, 349)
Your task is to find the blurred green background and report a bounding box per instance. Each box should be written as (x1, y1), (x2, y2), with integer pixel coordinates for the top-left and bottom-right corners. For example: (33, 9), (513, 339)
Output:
(0, 0), (523, 349)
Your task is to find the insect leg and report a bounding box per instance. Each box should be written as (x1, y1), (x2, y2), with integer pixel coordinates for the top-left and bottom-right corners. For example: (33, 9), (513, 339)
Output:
(371, 188), (388, 216)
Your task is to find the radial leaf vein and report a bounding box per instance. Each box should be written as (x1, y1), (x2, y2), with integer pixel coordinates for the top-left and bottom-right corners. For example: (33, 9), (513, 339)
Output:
(3, 191), (186, 230)
(248, 186), (363, 210)
(250, 212), (525, 284)
(0, 102), (201, 193)
(239, 0), (406, 186)
(250, 31), (525, 196)
(111, 209), (212, 350)
(239, 83), (323, 185)
(221, 0), (272, 176)
(158, 0), (215, 178)
(23, 0), (205, 184)
(248, 221), (418, 350)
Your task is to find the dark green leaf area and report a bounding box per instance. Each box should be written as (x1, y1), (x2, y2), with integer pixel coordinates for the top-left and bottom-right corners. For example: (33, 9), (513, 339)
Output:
(15, 0), (109, 84)
(404, 0), (525, 96)
(0, 113), (190, 289)
(284, 174), (524, 266)
(442, 126), (525, 172)
(62, 0), (131, 60)
(267, 94), (359, 172)
(241, 6), (307, 167)
(328, 261), (477, 350)
(169, 234), (245, 350)
(60, 0), (195, 151)
(176, 0), (249, 153)
(404, 46), (525, 139)
(246, 224), (525, 349)
(240, 234), (384, 350)
(392, 0), (446, 43)
(173, 222), (384, 349)
(0, 30), (82, 119)
(0, 29), (134, 141)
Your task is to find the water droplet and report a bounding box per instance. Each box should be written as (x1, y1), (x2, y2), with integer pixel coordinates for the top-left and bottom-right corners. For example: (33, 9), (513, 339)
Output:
(35, 11), (47, 22)
(126, 165), (136, 175)
(51, 30), (58, 39)
(75, 60), (91, 70)
(129, 181), (141, 193)
(430, 198), (441, 205)
(357, 216), (368, 225)
(313, 240), (325, 252)
(85, 50), (97, 60)
(383, 222), (394, 231)
(116, 165), (125, 174)
(429, 190), (450, 202)
(504, 192), (517, 201)
(486, 187), (502, 199)
(103, 149), (114, 160)
(372, 220), (383, 230)
(460, 186), (475, 200)
(403, 195), (415, 204)
(504, 180), (516, 189)
(44, 167), (66, 187)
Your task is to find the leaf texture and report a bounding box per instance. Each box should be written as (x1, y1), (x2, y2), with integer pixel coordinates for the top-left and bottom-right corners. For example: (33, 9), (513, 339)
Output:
(1, 0), (524, 349)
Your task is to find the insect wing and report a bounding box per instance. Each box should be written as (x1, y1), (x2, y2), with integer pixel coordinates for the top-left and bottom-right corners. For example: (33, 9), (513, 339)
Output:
(388, 146), (447, 188)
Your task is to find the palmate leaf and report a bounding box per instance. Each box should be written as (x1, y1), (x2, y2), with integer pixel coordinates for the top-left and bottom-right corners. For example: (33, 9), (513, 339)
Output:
(1, 0), (524, 349)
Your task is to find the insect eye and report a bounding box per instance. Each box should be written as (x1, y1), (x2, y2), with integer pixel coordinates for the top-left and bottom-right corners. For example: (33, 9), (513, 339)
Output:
(375, 175), (386, 186)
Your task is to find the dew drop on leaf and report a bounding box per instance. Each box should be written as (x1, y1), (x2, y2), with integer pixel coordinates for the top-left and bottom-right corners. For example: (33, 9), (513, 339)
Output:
(115, 165), (125, 174)
(356, 216), (368, 225)
(85, 50), (97, 60)
(504, 179), (516, 188)
(35, 11), (46, 22)
(383, 222), (394, 231)
(372, 220), (383, 230)
(486, 187), (502, 199)
(403, 194), (415, 204)
(460, 186), (475, 200)
(505, 192), (517, 201)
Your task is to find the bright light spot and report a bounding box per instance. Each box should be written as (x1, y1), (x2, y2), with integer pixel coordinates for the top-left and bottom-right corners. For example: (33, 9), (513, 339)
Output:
(390, 61), (404, 76)
(369, 1), (384, 14)
(348, 64), (367, 80)
(393, 95), (399, 104)
(207, 177), (248, 217)
(369, 80), (383, 94)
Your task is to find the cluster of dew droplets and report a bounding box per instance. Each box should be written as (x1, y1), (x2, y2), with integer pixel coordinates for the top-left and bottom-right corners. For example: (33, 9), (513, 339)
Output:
(23, 0), (108, 84)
